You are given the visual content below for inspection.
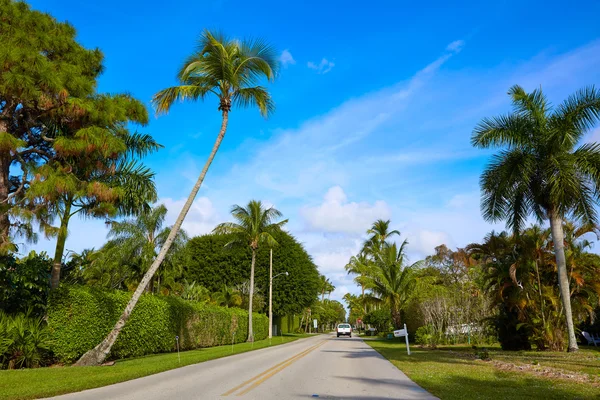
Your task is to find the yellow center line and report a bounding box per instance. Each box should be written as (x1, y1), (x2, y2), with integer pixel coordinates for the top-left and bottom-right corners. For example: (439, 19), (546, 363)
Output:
(221, 339), (327, 397)
(235, 341), (326, 396)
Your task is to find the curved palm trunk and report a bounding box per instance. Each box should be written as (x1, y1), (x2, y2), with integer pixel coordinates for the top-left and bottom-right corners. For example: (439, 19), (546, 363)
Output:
(248, 249), (256, 342)
(75, 111), (229, 366)
(50, 200), (72, 289)
(549, 213), (578, 352)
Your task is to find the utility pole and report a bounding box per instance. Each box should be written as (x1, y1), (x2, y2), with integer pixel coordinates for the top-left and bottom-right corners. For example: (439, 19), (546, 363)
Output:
(269, 248), (273, 339)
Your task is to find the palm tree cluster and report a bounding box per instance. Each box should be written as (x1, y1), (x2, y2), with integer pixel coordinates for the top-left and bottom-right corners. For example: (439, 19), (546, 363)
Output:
(344, 219), (421, 330)
(472, 84), (600, 351)
(468, 223), (600, 351)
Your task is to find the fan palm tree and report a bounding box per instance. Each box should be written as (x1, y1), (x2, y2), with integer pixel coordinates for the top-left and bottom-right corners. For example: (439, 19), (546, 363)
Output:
(75, 30), (278, 365)
(213, 200), (287, 341)
(369, 240), (421, 329)
(471, 85), (600, 351)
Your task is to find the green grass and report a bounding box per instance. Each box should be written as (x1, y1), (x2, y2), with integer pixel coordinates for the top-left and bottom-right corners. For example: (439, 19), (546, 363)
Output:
(366, 339), (600, 400)
(0, 334), (312, 400)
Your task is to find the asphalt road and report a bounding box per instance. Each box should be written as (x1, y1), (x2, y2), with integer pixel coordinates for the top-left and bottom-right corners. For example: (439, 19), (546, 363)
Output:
(49, 334), (437, 400)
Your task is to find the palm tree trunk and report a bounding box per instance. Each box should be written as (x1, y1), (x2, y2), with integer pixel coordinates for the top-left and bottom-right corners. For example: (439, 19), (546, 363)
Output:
(51, 201), (72, 289)
(361, 284), (366, 314)
(75, 110), (229, 366)
(247, 249), (256, 342)
(549, 212), (579, 352)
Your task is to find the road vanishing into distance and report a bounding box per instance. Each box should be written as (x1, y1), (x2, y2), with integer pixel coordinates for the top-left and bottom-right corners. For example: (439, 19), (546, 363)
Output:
(49, 334), (436, 400)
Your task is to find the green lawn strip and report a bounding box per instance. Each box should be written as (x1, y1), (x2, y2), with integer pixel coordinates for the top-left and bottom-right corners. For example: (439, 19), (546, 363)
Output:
(0, 334), (312, 400)
(366, 339), (600, 400)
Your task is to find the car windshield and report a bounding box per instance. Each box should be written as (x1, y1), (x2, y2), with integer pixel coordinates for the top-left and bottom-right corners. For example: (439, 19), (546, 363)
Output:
(338, 324), (351, 328)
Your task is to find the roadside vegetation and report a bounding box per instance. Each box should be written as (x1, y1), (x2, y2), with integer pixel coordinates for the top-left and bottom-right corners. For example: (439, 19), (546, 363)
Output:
(0, 0), (333, 374)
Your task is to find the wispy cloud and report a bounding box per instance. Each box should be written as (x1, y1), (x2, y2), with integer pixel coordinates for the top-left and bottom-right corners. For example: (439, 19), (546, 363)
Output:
(308, 58), (335, 74)
(280, 49), (296, 67)
(446, 40), (465, 53)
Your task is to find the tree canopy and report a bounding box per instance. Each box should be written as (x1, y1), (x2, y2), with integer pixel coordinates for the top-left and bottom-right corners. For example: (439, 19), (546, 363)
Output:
(182, 229), (320, 316)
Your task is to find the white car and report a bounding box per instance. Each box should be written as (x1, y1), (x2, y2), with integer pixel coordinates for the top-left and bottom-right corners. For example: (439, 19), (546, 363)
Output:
(336, 323), (352, 338)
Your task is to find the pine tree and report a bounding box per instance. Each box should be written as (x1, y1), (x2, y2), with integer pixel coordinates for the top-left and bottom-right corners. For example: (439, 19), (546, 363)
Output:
(0, 0), (103, 251)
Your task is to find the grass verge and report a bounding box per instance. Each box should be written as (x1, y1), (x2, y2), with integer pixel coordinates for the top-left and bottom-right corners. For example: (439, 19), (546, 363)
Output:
(0, 333), (312, 400)
(365, 339), (600, 400)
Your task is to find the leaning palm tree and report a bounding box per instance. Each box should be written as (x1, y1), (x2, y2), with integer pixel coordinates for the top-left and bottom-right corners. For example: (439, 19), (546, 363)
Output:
(369, 240), (421, 329)
(213, 200), (287, 341)
(75, 30), (277, 365)
(471, 84), (600, 352)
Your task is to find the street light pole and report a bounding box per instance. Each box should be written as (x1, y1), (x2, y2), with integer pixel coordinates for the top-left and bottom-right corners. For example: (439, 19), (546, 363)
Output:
(269, 248), (273, 339)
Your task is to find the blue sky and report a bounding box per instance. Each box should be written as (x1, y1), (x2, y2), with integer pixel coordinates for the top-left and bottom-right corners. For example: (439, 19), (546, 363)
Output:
(27, 0), (600, 302)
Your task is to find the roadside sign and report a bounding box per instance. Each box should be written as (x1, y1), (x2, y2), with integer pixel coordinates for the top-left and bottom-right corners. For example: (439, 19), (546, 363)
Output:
(357, 318), (362, 324)
(313, 319), (318, 329)
(393, 324), (411, 355)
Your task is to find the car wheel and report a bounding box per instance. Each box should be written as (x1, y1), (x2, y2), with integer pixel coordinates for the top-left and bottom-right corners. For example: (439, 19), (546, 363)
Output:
(337, 334), (340, 337)
(349, 334), (352, 338)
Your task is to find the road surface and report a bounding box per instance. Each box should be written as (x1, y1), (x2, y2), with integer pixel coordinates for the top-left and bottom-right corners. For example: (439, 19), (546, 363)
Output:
(49, 334), (436, 400)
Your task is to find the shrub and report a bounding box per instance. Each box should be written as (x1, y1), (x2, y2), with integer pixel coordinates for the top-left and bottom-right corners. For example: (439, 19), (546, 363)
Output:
(47, 286), (268, 363)
(0, 311), (54, 369)
(364, 307), (392, 332)
(0, 252), (52, 316)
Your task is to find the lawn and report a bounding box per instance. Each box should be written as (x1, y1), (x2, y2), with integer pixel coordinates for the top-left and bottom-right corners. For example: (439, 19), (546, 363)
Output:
(366, 339), (600, 400)
(0, 334), (312, 400)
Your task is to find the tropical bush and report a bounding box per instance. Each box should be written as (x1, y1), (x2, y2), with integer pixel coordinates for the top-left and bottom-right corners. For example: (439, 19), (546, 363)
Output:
(364, 307), (393, 333)
(47, 286), (268, 363)
(0, 311), (54, 369)
(0, 252), (52, 316)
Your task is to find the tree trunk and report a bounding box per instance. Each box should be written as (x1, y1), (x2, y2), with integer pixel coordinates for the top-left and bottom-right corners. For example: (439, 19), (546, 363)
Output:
(51, 201), (72, 289)
(0, 121), (11, 251)
(549, 212), (579, 352)
(248, 249), (256, 342)
(75, 110), (229, 366)
(361, 284), (366, 314)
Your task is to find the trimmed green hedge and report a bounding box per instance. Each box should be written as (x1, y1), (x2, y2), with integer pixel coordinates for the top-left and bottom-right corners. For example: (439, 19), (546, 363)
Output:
(47, 286), (268, 363)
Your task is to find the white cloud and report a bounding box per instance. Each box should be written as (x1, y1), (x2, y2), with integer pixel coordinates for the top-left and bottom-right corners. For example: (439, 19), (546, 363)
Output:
(280, 49), (296, 67)
(308, 58), (335, 74)
(301, 186), (390, 234)
(585, 126), (600, 144)
(161, 196), (219, 237)
(446, 40), (465, 53)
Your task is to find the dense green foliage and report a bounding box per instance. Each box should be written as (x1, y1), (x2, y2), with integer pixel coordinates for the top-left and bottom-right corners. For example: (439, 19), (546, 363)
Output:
(0, 252), (51, 315)
(0, 311), (53, 369)
(47, 286), (268, 363)
(183, 229), (320, 316)
(472, 85), (600, 351)
(0, 0), (102, 251)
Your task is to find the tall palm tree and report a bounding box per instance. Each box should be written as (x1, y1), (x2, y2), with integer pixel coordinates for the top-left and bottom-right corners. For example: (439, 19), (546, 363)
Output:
(319, 275), (335, 302)
(364, 219), (400, 253)
(369, 240), (420, 329)
(471, 85), (600, 351)
(345, 253), (373, 312)
(75, 30), (277, 365)
(213, 200), (287, 342)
